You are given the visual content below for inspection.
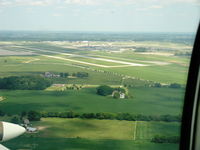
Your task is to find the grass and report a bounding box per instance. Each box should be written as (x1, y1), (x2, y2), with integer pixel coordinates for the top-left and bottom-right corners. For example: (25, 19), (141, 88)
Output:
(97, 64), (189, 84)
(31, 118), (180, 141)
(4, 137), (179, 150)
(4, 118), (180, 150)
(136, 121), (180, 140)
(0, 87), (184, 115)
(33, 118), (135, 140)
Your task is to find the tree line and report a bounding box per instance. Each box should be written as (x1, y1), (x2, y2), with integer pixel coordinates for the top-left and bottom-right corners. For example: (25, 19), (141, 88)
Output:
(41, 111), (181, 122)
(1, 110), (181, 124)
(151, 135), (180, 143)
(0, 76), (52, 90)
(7, 111), (180, 122)
(72, 72), (89, 78)
(153, 82), (182, 88)
(10, 110), (41, 124)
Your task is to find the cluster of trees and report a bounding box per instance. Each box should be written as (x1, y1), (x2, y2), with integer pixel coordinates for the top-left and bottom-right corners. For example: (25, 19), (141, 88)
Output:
(0, 76), (52, 90)
(7, 111), (42, 124)
(39, 111), (181, 122)
(96, 85), (114, 96)
(66, 84), (82, 90)
(72, 72), (89, 78)
(0, 110), (41, 121)
(0, 109), (181, 123)
(153, 83), (162, 88)
(169, 83), (182, 88)
(96, 85), (126, 96)
(153, 82), (182, 89)
(11, 111), (41, 124)
(26, 111), (41, 121)
(174, 51), (191, 57)
(134, 47), (148, 52)
(0, 110), (5, 116)
(60, 72), (69, 78)
(151, 135), (180, 143)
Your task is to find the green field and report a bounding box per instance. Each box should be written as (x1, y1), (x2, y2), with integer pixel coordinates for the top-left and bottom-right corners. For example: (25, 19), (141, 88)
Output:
(31, 118), (179, 140)
(4, 137), (179, 150)
(4, 118), (180, 150)
(0, 87), (184, 115)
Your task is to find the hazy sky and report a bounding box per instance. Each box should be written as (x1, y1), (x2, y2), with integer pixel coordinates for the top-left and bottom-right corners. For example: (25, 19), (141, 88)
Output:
(0, 0), (199, 32)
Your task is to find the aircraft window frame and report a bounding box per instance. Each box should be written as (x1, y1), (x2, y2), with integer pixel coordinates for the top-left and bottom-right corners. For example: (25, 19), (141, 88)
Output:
(180, 23), (200, 150)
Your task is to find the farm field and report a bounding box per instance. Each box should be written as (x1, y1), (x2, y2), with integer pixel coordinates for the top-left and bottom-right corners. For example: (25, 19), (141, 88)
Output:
(0, 87), (184, 115)
(4, 118), (180, 150)
(4, 137), (179, 150)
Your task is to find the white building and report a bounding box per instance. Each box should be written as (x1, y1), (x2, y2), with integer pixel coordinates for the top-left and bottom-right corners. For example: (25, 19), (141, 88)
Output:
(120, 93), (125, 99)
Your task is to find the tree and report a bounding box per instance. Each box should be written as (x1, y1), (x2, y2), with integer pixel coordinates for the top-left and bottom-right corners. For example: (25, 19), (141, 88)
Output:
(21, 111), (27, 117)
(113, 91), (120, 99)
(28, 111), (41, 121)
(81, 113), (96, 119)
(151, 135), (180, 143)
(60, 72), (69, 78)
(60, 72), (64, 78)
(11, 115), (20, 124)
(169, 83), (181, 88)
(76, 72), (89, 78)
(96, 85), (114, 96)
(154, 83), (161, 88)
(64, 73), (69, 78)
(135, 47), (147, 52)
(0, 110), (5, 116)
(115, 87), (126, 93)
(0, 76), (52, 90)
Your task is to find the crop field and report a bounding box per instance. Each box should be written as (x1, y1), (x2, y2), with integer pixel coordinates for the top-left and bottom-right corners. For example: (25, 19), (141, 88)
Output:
(35, 118), (180, 141)
(0, 87), (184, 115)
(135, 121), (180, 140)
(0, 33), (192, 150)
(4, 118), (180, 150)
(4, 137), (179, 150)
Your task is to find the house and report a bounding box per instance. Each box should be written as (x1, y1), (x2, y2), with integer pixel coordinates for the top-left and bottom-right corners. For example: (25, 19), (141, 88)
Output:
(44, 72), (53, 78)
(26, 127), (37, 132)
(120, 93), (125, 99)
(112, 91), (126, 99)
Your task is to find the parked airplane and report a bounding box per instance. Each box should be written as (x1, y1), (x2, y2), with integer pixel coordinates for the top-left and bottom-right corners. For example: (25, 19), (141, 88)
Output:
(0, 122), (26, 150)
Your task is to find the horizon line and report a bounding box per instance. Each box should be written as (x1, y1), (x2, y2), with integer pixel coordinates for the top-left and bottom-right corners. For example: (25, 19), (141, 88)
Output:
(0, 30), (195, 34)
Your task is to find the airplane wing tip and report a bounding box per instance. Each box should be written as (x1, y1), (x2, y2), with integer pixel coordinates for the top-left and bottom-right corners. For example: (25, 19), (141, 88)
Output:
(0, 144), (10, 150)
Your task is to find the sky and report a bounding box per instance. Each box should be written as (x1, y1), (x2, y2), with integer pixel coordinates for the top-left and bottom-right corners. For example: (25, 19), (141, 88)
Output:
(0, 0), (199, 32)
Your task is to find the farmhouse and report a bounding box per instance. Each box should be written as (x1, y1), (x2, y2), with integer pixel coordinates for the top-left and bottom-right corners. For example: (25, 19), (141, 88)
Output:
(112, 91), (125, 99)
(27, 127), (37, 132)
(120, 93), (125, 99)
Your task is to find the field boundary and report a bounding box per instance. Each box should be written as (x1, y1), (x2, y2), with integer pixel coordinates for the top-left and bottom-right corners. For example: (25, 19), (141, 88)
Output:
(133, 121), (137, 140)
